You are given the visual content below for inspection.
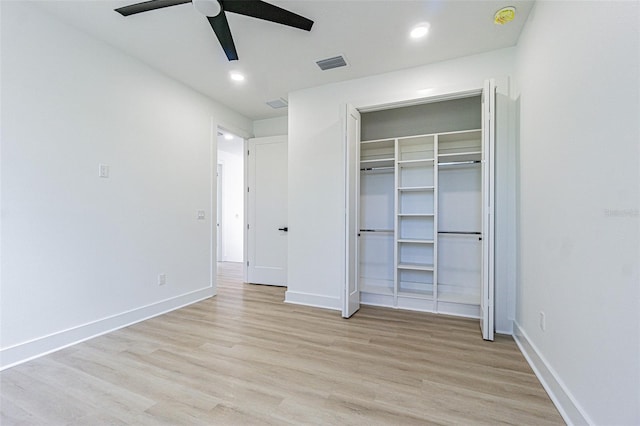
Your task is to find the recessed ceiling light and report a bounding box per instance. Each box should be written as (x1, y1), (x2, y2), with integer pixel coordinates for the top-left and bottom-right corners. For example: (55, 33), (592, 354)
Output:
(410, 23), (430, 39)
(494, 7), (516, 25)
(229, 71), (245, 82)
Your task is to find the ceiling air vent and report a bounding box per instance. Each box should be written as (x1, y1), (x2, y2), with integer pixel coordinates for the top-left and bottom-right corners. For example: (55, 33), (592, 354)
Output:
(316, 55), (348, 71)
(266, 98), (288, 109)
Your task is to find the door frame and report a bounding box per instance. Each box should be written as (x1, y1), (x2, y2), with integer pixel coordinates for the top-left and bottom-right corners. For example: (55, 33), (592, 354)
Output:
(216, 163), (223, 262)
(243, 138), (249, 282)
(215, 127), (248, 274)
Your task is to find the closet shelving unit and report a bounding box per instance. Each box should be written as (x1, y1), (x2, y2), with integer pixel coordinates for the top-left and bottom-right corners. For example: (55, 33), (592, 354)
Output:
(396, 135), (436, 306)
(359, 129), (483, 317)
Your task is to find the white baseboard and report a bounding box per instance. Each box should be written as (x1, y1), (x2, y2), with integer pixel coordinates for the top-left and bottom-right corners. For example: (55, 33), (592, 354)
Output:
(513, 321), (591, 425)
(284, 290), (341, 311)
(0, 287), (215, 371)
(496, 318), (514, 335)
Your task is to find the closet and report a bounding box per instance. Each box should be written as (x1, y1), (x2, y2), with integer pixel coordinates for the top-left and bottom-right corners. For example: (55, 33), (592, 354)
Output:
(344, 81), (495, 340)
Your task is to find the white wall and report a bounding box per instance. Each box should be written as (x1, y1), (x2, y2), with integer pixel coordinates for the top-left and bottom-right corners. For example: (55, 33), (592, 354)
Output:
(513, 2), (640, 424)
(253, 116), (288, 138)
(0, 1), (252, 369)
(217, 134), (245, 262)
(287, 48), (517, 331)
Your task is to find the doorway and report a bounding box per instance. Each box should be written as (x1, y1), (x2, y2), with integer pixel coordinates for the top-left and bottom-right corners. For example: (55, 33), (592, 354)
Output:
(217, 130), (245, 264)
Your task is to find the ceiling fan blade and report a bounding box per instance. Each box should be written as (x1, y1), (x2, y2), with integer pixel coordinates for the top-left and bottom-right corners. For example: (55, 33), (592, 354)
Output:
(207, 13), (239, 61)
(115, 0), (192, 17)
(221, 0), (313, 31)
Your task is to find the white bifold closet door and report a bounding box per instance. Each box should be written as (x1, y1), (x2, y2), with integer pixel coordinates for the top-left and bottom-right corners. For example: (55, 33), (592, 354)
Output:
(343, 104), (361, 318)
(480, 79), (496, 341)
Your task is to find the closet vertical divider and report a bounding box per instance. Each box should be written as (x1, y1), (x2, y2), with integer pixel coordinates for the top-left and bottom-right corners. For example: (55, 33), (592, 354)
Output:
(433, 134), (439, 312)
(393, 137), (399, 306)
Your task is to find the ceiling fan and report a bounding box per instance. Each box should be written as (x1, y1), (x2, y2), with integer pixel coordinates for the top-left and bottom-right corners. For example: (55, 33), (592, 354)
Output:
(115, 0), (314, 61)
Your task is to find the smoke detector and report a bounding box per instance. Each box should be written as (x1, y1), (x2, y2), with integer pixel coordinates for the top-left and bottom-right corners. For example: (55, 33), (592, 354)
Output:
(494, 7), (516, 25)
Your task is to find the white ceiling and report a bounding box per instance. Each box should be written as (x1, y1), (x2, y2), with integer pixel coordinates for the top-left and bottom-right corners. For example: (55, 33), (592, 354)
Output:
(35, 0), (534, 120)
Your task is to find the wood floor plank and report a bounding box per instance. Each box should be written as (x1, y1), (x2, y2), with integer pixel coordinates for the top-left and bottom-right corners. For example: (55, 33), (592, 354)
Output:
(0, 262), (563, 425)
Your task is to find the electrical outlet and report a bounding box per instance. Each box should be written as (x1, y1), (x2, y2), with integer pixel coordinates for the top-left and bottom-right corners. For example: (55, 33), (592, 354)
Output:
(197, 210), (206, 220)
(539, 311), (546, 331)
(158, 273), (166, 286)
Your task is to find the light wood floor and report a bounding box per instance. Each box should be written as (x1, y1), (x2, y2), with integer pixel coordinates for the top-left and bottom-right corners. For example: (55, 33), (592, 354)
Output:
(1, 262), (563, 425)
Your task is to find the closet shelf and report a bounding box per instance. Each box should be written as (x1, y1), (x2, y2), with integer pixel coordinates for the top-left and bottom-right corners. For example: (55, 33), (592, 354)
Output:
(398, 186), (434, 192)
(397, 159), (434, 165)
(437, 151), (481, 165)
(360, 158), (394, 169)
(438, 161), (480, 168)
(398, 213), (434, 217)
(398, 263), (434, 271)
(361, 138), (395, 145)
(361, 158), (394, 163)
(397, 238), (434, 244)
(437, 151), (481, 158)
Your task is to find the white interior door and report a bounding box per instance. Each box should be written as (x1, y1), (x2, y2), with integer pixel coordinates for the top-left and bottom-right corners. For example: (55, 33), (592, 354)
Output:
(343, 104), (361, 318)
(247, 136), (288, 286)
(481, 79), (496, 341)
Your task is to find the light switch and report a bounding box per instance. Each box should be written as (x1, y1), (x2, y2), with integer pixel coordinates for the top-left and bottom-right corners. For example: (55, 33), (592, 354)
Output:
(197, 210), (206, 220)
(98, 164), (109, 178)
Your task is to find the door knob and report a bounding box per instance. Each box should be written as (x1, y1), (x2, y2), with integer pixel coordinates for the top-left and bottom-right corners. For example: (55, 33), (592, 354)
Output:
(278, 227), (288, 232)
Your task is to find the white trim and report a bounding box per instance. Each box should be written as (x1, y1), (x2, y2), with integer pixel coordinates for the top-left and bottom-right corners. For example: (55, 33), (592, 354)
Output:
(0, 288), (215, 371)
(513, 321), (592, 426)
(342, 102), (348, 316)
(216, 162), (224, 262)
(211, 119), (218, 287)
(495, 319), (513, 335)
(243, 137), (249, 283)
(284, 290), (341, 311)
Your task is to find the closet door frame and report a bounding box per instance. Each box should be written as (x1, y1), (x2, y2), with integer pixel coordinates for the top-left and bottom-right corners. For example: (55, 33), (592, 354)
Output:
(343, 83), (496, 338)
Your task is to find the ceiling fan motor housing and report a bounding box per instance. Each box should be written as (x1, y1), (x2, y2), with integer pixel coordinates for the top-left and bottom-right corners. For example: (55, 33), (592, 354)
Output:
(193, 0), (222, 17)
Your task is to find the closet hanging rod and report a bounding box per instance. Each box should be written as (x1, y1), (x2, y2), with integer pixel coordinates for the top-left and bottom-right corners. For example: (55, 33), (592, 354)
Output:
(438, 160), (481, 166)
(359, 229), (394, 233)
(360, 166), (394, 171)
(438, 231), (482, 235)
